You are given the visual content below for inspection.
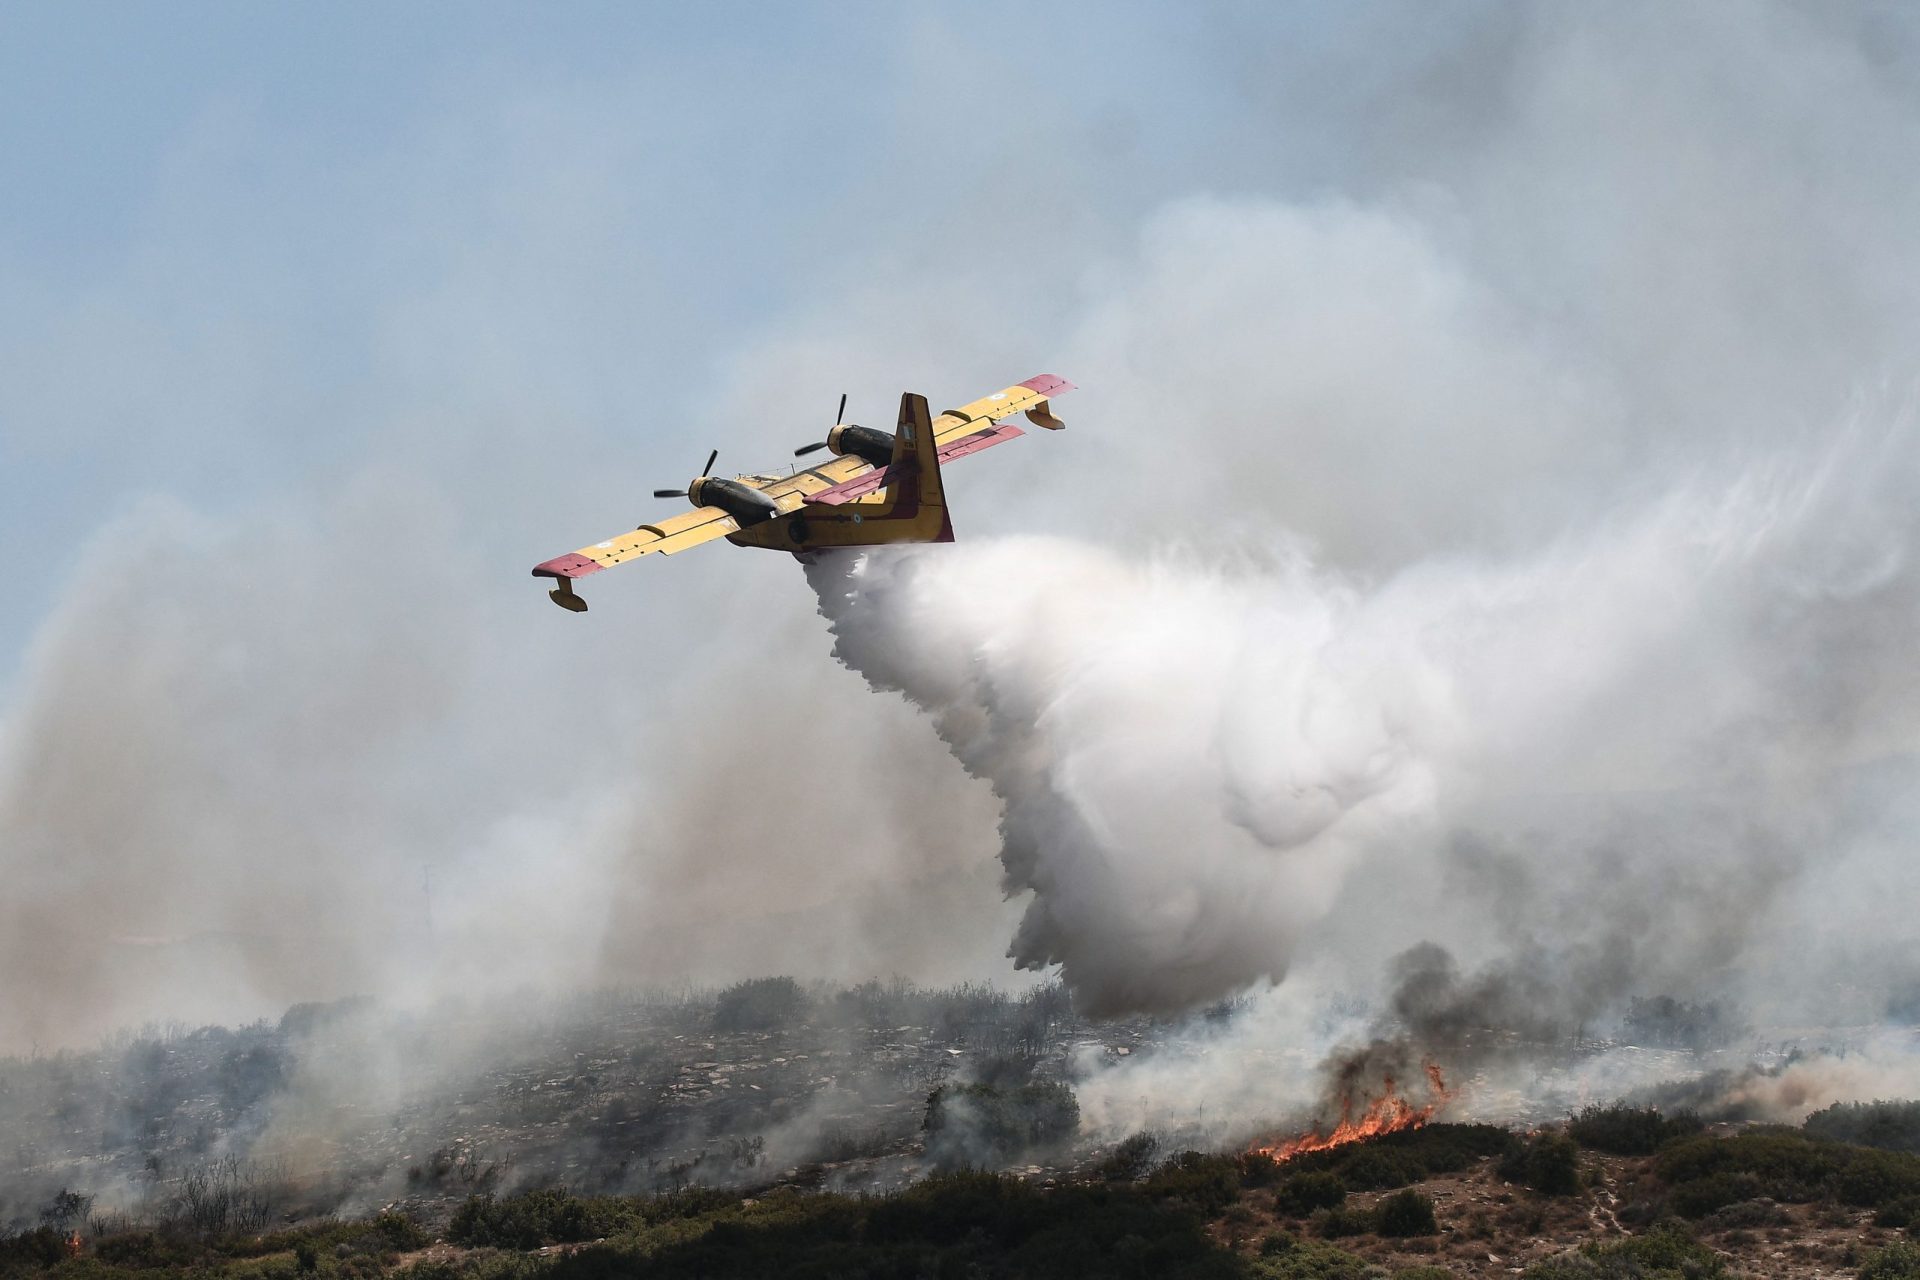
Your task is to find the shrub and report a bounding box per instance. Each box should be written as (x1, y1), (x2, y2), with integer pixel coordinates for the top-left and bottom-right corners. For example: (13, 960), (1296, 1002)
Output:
(1338, 1146), (1425, 1191)
(1656, 1129), (1920, 1214)
(1666, 1171), (1766, 1219)
(1275, 1171), (1348, 1216)
(1093, 1132), (1160, 1182)
(712, 976), (808, 1031)
(1240, 1151), (1285, 1188)
(1500, 1132), (1581, 1195)
(1567, 1103), (1705, 1155)
(1376, 1189), (1439, 1238)
(1805, 1100), (1920, 1154)
(1142, 1151), (1243, 1216)
(1699, 1198), (1787, 1230)
(1860, 1242), (1920, 1280)
(1877, 1195), (1920, 1229)
(0, 1228), (70, 1271)
(448, 1188), (596, 1249)
(924, 1079), (1080, 1165)
(1249, 1236), (1375, 1279)
(371, 1209), (428, 1250)
(1395, 1269), (1457, 1280)
(1521, 1220), (1724, 1278)
(1314, 1205), (1374, 1238)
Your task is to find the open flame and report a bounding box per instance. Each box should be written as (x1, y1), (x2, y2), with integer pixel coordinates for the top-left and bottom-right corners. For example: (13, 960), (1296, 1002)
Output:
(1253, 1062), (1454, 1163)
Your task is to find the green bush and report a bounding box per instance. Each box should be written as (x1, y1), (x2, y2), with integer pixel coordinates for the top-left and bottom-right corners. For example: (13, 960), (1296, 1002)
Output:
(1142, 1151), (1243, 1216)
(1313, 1205), (1374, 1238)
(1656, 1129), (1920, 1215)
(0, 1228), (70, 1271)
(1248, 1235), (1375, 1279)
(1240, 1151), (1285, 1188)
(1500, 1132), (1582, 1195)
(1094, 1132), (1161, 1182)
(447, 1187), (619, 1249)
(1275, 1171), (1348, 1216)
(1521, 1219), (1724, 1278)
(1395, 1268), (1457, 1280)
(1860, 1242), (1920, 1280)
(1877, 1195), (1920, 1229)
(1376, 1188), (1439, 1237)
(1665, 1171), (1766, 1219)
(1567, 1103), (1704, 1156)
(1804, 1100), (1920, 1154)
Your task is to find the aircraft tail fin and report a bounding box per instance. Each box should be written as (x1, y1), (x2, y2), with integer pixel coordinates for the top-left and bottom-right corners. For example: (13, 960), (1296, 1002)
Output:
(884, 391), (953, 542)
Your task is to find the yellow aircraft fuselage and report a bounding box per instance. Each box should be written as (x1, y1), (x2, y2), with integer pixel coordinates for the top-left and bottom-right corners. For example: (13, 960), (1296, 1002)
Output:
(532, 375), (1072, 611)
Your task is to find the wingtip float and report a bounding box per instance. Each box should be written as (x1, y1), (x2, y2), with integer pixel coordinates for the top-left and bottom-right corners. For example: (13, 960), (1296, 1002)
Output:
(530, 374), (1074, 612)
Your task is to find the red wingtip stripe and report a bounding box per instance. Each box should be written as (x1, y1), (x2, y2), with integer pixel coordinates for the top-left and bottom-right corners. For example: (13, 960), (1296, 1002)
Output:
(532, 553), (605, 579)
(1018, 374), (1075, 397)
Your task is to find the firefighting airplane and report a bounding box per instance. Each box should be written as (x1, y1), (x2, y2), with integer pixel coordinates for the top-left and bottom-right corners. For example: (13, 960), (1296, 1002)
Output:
(530, 374), (1074, 611)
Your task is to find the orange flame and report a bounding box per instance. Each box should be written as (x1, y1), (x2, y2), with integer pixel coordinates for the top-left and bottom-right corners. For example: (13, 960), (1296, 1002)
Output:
(65, 1232), (83, 1258)
(1253, 1062), (1454, 1163)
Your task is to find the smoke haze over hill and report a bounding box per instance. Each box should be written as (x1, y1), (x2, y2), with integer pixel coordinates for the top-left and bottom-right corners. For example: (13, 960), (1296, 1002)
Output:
(3, 2), (1920, 1153)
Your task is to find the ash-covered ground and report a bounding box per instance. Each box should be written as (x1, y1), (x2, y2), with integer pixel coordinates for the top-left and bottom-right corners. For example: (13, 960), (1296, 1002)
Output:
(4, 977), (1911, 1240)
(0, 979), (1145, 1230)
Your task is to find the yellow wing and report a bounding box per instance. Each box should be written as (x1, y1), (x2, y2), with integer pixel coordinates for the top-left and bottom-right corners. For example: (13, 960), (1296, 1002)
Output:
(753, 373), (1074, 506)
(533, 506), (739, 578)
(530, 374), (1073, 609)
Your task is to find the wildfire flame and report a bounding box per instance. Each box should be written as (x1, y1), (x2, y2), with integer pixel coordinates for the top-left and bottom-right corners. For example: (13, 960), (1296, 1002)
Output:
(1253, 1062), (1454, 1163)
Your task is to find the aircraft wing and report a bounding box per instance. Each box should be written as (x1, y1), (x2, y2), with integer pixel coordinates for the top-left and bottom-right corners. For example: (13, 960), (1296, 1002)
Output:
(533, 506), (740, 581)
(751, 374), (1076, 506)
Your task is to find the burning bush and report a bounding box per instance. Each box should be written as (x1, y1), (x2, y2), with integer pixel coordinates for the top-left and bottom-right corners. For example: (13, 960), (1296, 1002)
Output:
(1566, 1102), (1704, 1155)
(1281, 1123), (1514, 1190)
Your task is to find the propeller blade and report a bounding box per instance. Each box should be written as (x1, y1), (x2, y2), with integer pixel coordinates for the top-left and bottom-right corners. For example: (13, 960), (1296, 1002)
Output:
(700, 448), (719, 478)
(835, 393), (847, 426)
(652, 488), (688, 498)
(794, 440), (829, 457)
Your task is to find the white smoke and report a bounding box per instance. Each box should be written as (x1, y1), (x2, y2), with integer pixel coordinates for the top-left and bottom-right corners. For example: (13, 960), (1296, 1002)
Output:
(805, 406), (1920, 1026)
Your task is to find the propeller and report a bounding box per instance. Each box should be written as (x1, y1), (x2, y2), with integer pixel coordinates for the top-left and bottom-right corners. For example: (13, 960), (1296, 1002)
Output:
(793, 393), (848, 457)
(653, 449), (719, 498)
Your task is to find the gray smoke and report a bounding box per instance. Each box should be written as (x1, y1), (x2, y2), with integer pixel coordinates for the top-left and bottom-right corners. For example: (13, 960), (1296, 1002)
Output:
(5, 4), (1920, 1148)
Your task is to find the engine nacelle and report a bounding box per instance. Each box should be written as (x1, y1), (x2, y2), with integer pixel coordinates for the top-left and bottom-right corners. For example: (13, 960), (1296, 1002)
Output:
(687, 476), (780, 527)
(825, 423), (895, 468)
